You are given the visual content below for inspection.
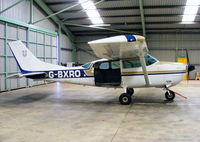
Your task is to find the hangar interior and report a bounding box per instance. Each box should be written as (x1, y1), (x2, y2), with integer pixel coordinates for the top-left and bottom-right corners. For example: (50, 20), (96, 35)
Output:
(0, 0), (200, 142)
(0, 0), (200, 92)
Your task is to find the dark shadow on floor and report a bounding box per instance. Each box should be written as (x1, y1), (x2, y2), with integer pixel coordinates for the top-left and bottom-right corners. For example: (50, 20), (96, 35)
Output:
(3, 93), (51, 105)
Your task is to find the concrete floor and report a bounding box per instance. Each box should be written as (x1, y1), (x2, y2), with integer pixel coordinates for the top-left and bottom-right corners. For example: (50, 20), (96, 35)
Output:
(0, 81), (200, 142)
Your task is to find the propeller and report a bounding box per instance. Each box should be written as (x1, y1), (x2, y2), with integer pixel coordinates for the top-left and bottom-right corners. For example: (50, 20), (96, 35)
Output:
(186, 50), (195, 73)
(188, 64), (195, 72)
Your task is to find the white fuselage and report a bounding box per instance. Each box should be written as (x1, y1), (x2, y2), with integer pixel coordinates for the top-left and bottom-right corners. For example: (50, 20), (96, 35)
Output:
(45, 60), (186, 89)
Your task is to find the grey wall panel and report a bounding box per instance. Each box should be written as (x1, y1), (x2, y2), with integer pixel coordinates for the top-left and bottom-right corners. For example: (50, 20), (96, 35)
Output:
(52, 59), (57, 64)
(33, 5), (56, 31)
(0, 0), (29, 23)
(0, 39), (4, 54)
(60, 34), (72, 64)
(61, 50), (72, 64)
(9, 78), (17, 89)
(0, 23), (4, 38)
(29, 79), (34, 86)
(0, 57), (4, 72)
(7, 57), (17, 72)
(37, 33), (44, 44)
(7, 25), (17, 39)
(29, 31), (36, 42)
(36, 45), (44, 57)
(0, 0), (56, 31)
(52, 47), (57, 58)
(0, 75), (5, 90)
(19, 78), (26, 87)
(52, 37), (57, 46)
(46, 46), (51, 58)
(147, 34), (200, 50)
(61, 34), (72, 49)
(0, 0), (74, 92)
(188, 50), (200, 64)
(18, 28), (26, 41)
(77, 51), (98, 64)
(149, 50), (176, 62)
(45, 35), (51, 45)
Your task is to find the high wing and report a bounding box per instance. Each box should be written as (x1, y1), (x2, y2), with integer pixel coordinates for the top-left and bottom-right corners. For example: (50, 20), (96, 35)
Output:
(88, 35), (150, 86)
(88, 35), (148, 60)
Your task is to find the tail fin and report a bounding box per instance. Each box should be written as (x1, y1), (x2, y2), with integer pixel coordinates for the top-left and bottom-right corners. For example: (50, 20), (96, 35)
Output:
(8, 40), (66, 73)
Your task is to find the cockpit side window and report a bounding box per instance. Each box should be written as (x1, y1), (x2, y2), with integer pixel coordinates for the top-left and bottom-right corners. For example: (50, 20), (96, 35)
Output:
(122, 57), (141, 68)
(122, 54), (157, 69)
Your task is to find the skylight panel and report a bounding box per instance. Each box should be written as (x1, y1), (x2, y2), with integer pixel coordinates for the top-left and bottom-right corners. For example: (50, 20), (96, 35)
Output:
(79, 0), (104, 25)
(182, 0), (200, 22)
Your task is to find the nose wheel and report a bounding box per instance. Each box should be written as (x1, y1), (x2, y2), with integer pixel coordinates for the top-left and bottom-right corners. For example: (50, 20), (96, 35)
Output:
(119, 93), (132, 105)
(165, 91), (175, 101)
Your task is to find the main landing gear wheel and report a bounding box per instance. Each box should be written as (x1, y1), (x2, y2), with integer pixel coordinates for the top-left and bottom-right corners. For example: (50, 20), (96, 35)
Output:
(165, 91), (175, 101)
(126, 88), (134, 96)
(119, 93), (132, 105)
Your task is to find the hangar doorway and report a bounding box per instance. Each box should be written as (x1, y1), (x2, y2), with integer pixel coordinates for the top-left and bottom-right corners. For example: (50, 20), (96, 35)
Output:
(94, 61), (121, 86)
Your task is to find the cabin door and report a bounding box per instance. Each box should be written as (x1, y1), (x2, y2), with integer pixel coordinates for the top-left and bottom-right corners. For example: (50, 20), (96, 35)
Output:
(94, 61), (121, 86)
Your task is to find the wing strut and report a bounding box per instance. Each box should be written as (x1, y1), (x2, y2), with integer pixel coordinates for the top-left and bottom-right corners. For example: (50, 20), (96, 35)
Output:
(138, 46), (150, 86)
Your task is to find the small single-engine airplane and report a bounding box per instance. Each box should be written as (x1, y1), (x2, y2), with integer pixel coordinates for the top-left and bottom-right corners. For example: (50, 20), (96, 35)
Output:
(8, 35), (189, 105)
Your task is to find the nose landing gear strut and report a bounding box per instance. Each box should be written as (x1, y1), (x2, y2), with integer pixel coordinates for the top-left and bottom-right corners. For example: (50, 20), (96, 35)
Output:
(164, 87), (187, 101)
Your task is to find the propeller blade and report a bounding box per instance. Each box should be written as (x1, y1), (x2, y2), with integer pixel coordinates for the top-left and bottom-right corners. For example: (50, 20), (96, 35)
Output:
(188, 64), (195, 72)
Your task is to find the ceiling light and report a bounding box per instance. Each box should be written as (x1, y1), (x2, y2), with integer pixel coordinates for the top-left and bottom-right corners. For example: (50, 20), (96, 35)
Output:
(182, 0), (200, 22)
(79, 0), (104, 25)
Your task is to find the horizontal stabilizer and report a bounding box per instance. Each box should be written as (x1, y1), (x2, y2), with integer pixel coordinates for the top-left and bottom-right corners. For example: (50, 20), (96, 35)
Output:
(7, 72), (47, 79)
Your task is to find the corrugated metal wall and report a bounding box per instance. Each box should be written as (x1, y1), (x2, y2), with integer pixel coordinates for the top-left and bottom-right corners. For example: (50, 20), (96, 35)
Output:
(0, 0), (73, 92)
(0, 0), (56, 30)
(0, 19), (58, 92)
(60, 33), (73, 64)
(76, 34), (200, 79)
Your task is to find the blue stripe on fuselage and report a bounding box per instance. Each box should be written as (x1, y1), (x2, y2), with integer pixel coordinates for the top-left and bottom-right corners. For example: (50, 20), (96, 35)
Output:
(122, 72), (186, 76)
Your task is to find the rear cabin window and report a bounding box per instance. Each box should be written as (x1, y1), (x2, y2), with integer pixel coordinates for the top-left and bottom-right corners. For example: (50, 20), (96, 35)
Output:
(111, 61), (120, 69)
(99, 62), (109, 69)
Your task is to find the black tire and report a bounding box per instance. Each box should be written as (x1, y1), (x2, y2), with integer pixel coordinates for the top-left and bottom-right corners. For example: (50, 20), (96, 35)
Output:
(119, 93), (132, 105)
(165, 91), (175, 101)
(126, 88), (134, 96)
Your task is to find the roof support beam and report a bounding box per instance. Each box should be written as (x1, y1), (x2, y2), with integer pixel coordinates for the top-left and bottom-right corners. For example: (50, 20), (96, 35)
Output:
(64, 14), (200, 21)
(32, 0), (83, 25)
(63, 23), (137, 34)
(61, 5), (194, 14)
(0, 0), (25, 14)
(139, 0), (146, 37)
(33, 0), (75, 41)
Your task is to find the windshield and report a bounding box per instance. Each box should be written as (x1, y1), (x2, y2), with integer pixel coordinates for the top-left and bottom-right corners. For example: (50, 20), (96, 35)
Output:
(145, 54), (158, 66)
(82, 62), (91, 69)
